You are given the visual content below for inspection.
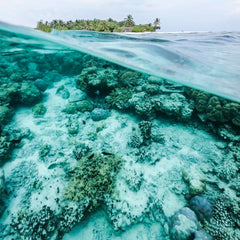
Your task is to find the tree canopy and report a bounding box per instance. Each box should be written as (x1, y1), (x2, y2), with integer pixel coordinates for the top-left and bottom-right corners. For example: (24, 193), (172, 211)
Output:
(36, 15), (161, 33)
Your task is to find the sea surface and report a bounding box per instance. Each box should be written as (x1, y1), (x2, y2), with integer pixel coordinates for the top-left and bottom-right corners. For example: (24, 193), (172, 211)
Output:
(0, 22), (240, 240)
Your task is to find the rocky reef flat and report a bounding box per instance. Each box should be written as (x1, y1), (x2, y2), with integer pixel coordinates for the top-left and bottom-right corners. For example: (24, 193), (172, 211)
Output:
(0, 51), (239, 240)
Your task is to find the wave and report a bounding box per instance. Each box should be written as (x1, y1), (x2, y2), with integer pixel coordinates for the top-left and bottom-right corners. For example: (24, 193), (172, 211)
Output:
(0, 21), (240, 102)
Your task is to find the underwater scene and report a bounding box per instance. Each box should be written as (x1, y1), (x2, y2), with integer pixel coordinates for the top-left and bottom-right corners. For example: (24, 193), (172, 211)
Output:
(0, 22), (240, 240)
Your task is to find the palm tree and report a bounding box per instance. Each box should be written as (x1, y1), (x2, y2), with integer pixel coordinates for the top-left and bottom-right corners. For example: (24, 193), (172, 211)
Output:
(124, 14), (135, 27)
(153, 18), (161, 30)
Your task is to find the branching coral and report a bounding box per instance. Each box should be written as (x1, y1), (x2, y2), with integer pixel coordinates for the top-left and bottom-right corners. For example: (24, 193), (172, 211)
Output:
(204, 196), (240, 240)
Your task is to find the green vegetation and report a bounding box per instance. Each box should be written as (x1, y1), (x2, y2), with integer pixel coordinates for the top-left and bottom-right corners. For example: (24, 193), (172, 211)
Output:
(36, 15), (160, 33)
(132, 24), (155, 32)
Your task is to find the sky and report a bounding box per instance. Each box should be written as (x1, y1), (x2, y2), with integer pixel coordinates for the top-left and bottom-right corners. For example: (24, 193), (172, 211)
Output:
(0, 0), (239, 31)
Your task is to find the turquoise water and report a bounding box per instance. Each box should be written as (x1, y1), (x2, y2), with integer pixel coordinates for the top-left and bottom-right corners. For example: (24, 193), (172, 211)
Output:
(1, 22), (240, 102)
(0, 22), (240, 240)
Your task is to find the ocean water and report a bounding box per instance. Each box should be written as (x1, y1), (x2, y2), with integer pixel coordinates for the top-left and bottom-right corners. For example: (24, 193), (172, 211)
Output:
(0, 22), (240, 240)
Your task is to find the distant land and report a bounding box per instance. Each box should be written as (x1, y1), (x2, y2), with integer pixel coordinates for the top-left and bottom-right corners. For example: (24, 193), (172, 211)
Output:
(36, 15), (161, 33)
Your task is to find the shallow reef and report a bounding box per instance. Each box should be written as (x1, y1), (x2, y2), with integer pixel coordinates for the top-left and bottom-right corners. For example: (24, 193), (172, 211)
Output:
(0, 50), (239, 240)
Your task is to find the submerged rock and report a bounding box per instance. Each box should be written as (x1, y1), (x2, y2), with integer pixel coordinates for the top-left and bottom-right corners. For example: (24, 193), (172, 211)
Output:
(34, 79), (49, 92)
(190, 196), (213, 221)
(90, 108), (110, 121)
(170, 207), (198, 240)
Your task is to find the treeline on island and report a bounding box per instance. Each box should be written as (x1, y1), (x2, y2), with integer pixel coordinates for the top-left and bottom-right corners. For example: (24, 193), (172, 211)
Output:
(36, 15), (161, 33)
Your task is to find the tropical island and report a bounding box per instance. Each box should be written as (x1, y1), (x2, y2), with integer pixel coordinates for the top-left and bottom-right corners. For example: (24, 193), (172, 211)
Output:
(36, 15), (161, 33)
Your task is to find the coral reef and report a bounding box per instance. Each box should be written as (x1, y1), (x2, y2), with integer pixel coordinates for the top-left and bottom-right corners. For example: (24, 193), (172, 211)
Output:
(186, 88), (240, 128)
(106, 87), (133, 110)
(138, 120), (152, 144)
(76, 66), (119, 96)
(122, 168), (143, 192)
(215, 156), (238, 183)
(204, 196), (240, 240)
(11, 205), (57, 239)
(19, 81), (43, 105)
(194, 230), (212, 240)
(57, 199), (90, 237)
(129, 92), (154, 118)
(119, 71), (143, 87)
(73, 143), (91, 160)
(153, 93), (194, 121)
(66, 117), (79, 135)
(64, 153), (122, 210)
(32, 103), (47, 117)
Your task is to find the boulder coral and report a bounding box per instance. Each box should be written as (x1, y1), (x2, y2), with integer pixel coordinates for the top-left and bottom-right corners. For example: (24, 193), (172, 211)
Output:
(186, 88), (240, 127)
(76, 66), (119, 96)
